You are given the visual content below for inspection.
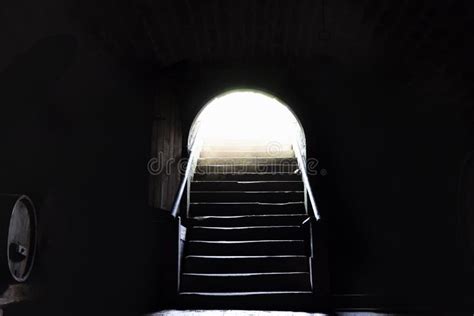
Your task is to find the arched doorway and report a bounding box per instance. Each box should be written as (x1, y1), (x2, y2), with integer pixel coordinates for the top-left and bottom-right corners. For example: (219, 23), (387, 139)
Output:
(188, 89), (306, 161)
(181, 89), (318, 220)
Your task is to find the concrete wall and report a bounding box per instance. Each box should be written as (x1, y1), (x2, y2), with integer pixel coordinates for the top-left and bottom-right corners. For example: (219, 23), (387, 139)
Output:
(0, 0), (157, 314)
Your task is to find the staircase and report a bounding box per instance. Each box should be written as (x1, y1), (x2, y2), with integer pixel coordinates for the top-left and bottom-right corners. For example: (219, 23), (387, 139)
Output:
(178, 142), (314, 310)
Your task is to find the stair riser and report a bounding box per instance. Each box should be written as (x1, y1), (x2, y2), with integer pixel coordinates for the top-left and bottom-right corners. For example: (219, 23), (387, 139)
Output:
(189, 215), (307, 226)
(183, 257), (309, 274)
(181, 273), (311, 292)
(192, 181), (304, 191)
(191, 192), (304, 203)
(179, 292), (315, 311)
(200, 149), (296, 158)
(200, 152), (296, 159)
(193, 173), (301, 181)
(201, 145), (293, 152)
(186, 241), (306, 256)
(188, 227), (302, 241)
(195, 165), (298, 174)
(198, 158), (297, 166)
(189, 203), (306, 216)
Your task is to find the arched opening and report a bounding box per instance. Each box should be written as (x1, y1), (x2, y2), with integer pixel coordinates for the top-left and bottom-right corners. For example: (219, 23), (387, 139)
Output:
(178, 89), (318, 220)
(188, 90), (306, 160)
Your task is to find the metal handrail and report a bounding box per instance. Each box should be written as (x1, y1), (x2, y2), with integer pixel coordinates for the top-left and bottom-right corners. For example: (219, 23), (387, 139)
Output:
(292, 130), (320, 221)
(172, 121), (319, 220)
(171, 127), (203, 218)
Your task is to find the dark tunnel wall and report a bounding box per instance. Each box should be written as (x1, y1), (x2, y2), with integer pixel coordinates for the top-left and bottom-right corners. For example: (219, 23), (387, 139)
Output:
(0, 1), (156, 314)
(1, 0), (474, 314)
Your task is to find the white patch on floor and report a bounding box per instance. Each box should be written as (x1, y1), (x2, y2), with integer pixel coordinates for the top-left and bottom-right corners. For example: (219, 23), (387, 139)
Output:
(147, 312), (418, 316)
(147, 311), (327, 316)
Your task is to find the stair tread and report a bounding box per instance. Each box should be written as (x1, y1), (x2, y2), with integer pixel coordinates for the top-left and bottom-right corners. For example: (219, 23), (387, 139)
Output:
(190, 202), (306, 211)
(190, 204), (306, 216)
(185, 255), (307, 258)
(183, 272), (309, 276)
(188, 225), (302, 240)
(192, 190), (304, 193)
(188, 239), (304, 243)
(201, 147), (293, 152)
(196, 172), (298, 174)
(191, 181), (304, 191)
(178, 291), (315, 310)
(187, 239), (305, 255)
(200, 153), (295, 159)
(197, 159), (298, 166)
(198, 158), (297, 160)
(195, 167), (298, 172)
(191, 201), (303, 205)
(191, 192), (304, 203)
(183, 255), (310, 274)
(196, 166), (299, 169)
(180, 271), (311, 292)
(196, 164), (297, 166)
(192, 180), (302, 183)
(194, 173), (301, 181)
(180, 291), (312, 296)
(192, 214), (307, 219)
(192, 225), (300, 229)
(194, 173), (300, 176)
(198, 157), (297, 160)
(188, 215), (308, 227)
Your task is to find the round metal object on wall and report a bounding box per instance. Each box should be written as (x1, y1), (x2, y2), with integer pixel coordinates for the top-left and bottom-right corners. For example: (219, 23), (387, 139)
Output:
(0, 195), (37, 282)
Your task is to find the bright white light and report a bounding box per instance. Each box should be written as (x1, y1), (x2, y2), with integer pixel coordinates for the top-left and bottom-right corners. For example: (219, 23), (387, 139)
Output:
(192, 91), (300, 148)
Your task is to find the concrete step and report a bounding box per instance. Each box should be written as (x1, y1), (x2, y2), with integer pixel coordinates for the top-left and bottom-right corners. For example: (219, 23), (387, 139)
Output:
(191, 180), (303, 191)
(201, 144), (293, 152)
(190, 191), (304, 203)
(202, 139), (292, 146)
(186, 240), (306, 256)
(188, 214), (308, 226)
(189, 201), (306, 216)
(180, 272), (311, 292)
(195, 164), (299, 174)
(183, 255), (309, 274)
(200, 150), (295, 159)
(197, 157), (297, 166)
(178, 291), (315, 311)
(188, 225), (302, 241)
(193, 172), (301, 181)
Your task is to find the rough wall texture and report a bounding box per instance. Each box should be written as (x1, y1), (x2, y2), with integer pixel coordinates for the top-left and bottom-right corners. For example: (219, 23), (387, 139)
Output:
(0, 0), (156, 314)
(149, 84), (183, 211)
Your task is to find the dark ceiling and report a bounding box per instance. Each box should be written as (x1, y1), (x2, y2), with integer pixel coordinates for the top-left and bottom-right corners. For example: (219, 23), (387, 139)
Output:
(75, 0), (474, 83)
